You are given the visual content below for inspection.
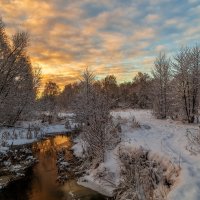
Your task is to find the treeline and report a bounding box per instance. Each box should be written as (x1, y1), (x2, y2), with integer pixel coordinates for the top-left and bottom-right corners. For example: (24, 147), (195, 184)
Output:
(40, 71), (152, 112)
(40, 46), (200, 124)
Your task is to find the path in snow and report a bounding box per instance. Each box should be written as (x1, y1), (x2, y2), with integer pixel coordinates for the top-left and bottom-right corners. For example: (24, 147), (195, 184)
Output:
(112, 109), (200, 200)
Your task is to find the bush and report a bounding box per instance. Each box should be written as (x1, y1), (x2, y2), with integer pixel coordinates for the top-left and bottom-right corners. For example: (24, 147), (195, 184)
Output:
(115, 147), (179, 200)
(186, 127), (200, 155)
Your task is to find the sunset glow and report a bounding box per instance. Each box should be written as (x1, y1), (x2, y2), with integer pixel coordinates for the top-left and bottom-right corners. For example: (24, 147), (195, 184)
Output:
(1, 0), (200, 88)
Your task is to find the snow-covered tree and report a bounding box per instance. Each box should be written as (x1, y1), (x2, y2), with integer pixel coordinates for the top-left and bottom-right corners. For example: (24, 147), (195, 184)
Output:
(72, 68), (96, 126)
(73, 69), (120, 166)
(173, 46), (200, 123)
(152, 52), (172, 118)
(0, 19), (38, 125)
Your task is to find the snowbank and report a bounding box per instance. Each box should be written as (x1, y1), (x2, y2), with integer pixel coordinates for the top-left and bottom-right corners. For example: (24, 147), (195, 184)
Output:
(0, 122), (73, 150)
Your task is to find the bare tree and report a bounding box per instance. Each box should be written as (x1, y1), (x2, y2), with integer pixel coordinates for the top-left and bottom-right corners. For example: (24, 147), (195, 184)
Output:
(152, 52), (172, 119)
(72, 68), (96, 126)
(173, 46), (200, 123)
(0, 19), (38, 125)
(33, 66), (42, 97)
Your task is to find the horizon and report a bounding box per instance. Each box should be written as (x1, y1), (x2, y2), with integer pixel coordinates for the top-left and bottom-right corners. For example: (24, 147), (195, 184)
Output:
(0, 0), (200, 89)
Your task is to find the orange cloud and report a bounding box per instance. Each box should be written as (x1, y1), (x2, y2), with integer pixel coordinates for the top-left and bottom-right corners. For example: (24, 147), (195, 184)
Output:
(0, 0), (155, 91)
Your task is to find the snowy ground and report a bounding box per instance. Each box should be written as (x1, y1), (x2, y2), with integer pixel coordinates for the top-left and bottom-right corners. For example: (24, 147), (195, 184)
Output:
(1, 109), (200, 199)
(0, 124), (70, 147)
(75, 109), (200, 200)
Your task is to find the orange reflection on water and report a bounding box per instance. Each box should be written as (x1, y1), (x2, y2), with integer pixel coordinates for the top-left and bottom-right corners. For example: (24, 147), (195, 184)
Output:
(54, 135), (71, 147)
(2, 135), (106, 200)
(32, 135), (72, 153)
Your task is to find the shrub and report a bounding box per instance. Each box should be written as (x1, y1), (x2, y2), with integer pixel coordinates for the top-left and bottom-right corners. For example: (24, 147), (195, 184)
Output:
(115, 147), (179, 200)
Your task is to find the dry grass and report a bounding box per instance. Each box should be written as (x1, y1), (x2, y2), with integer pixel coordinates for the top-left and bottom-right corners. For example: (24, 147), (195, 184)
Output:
(115, 147), (179, 200)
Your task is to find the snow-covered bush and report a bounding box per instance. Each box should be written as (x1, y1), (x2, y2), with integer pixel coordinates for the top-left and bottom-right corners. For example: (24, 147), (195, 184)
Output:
(131, 116), (141, 128)
(115, 147), (179, 200)
(114, 113), (140, 130)
(186, 127), (200, 154)
(115, 115), (128, 125)
(82, 116), (121, 167)
(0, 131), (9, 147)
(65, 120), (71, 129)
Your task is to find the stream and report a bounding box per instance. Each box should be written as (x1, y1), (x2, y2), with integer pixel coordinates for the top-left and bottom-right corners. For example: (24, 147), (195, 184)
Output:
(0, 135), (107, 200)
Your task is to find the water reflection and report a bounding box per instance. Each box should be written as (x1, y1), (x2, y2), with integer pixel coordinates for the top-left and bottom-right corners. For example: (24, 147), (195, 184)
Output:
(0, 135), (107, 200)
(33, 135), (72, 153)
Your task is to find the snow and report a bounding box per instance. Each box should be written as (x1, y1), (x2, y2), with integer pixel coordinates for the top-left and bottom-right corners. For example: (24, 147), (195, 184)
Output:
(58, 112), (75, 118)
(42, 124), (70, 134)
(114, 109), (200, 200)
(78, 176), (113, 197)
(71, 137), (85, 158)
(0, 123), (72, 149)
(0, 147), (9, 153)
(60, 161), (69, 167)
(7, 138), (37, 146)
(75, 109), (200, 200)
(1, 109), (200, 199)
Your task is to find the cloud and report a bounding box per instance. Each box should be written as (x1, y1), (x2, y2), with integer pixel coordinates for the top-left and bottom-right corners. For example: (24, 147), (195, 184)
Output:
(155, 45), (167, 52)
(0, 0), (199, 89)
(145, 14), (160, 23)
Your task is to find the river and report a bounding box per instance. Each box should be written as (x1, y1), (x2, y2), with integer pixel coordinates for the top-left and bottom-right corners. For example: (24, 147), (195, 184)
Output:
(0, 135), (107, 200)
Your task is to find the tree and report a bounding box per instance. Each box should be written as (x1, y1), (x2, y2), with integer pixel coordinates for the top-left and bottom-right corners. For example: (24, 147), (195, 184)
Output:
(33, 67), (42, 98)
(102, 75), (118, 107)
(72, 69), (95, 125)
(173, 46), (200, 123)
(0, 19), (38, 125)
(132, 72), (152, 108)
(40, 81), (60, 112)
(152, 52), (171, 118)
(58, 83), (79, 110)
(73, 69), (119, 166)
(118, 82), (138, 108)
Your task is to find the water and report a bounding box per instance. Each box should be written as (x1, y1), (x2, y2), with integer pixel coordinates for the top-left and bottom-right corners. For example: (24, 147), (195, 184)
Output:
(0, 135), (107, 200)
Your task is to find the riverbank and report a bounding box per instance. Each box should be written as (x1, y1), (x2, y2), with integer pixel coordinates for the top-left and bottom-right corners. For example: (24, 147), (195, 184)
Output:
(0, 134), (108, 200)
(0, 145), (37, 189)
(0, 117), (74, 189)
(1, 109), (199, 199)
(72, 109), (200, 200)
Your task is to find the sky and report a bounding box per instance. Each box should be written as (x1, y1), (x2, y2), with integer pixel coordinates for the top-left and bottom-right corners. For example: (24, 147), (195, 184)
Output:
(0, 0), (200, 88)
